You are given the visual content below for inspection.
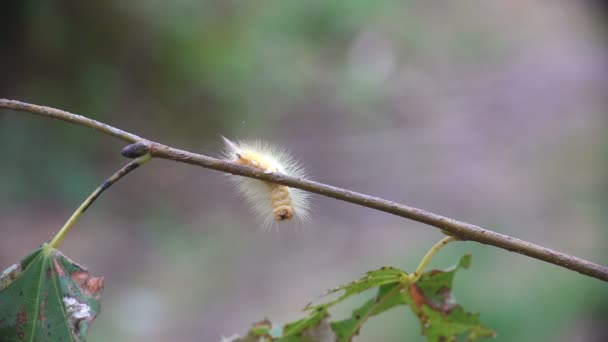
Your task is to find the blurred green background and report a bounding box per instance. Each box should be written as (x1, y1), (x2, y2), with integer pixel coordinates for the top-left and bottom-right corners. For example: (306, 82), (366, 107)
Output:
(1, 1), (607, 341)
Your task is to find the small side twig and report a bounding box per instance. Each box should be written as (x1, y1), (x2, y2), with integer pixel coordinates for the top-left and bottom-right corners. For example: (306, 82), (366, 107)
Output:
(48, 153), (152, 248)
(2, 98), (607, 282)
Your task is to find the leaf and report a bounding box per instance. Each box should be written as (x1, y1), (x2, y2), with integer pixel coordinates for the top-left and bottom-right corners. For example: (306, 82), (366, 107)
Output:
(404, 254), (496, 341)
(0, 243), (103, 341)
(282, 308), (327, 337)
(331, 283), (404, 342)
(419, 306), (495, 341)
(236, 267), (402, 341)
(232, 313), (336, 342)
(236, 255), (494, 342)
(226, 319), (273, 342)
(305, 266), (405, 311)
(278, 316), (337, 342)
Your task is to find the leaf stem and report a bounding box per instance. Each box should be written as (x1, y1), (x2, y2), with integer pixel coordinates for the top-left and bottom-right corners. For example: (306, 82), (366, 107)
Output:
(48, 154), (152, 249)
(409, 236), (458, 283)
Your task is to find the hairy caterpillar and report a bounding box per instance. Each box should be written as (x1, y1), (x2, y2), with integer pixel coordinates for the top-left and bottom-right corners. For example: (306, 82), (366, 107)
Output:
(222, 136), (311, 230)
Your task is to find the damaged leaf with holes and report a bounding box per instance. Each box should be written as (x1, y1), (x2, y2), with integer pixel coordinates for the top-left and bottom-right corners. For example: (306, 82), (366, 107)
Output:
(404, 254), (496, 341)
(331, 283), (404, 341)
(234, 266), (407, 342)
(307, 266), (405, 311)
(0, 243), (103, 341)
(231, 313), (336, 342)
(234, 256), (494, 341)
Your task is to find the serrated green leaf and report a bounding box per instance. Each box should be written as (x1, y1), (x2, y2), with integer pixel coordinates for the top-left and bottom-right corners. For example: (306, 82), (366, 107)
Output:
(233, 314), (333, 342)
(420, 305), (496, 341)
(331, 283), (405, 342)
(245, 268), (407, 342)
(0, 243), (103, 342)
(404, 254), (495, 341)
(282, 308), (327, 337)
(275, 316), (336, 342)
(306, 266), (405, 311)
(238, 254), (494, 342)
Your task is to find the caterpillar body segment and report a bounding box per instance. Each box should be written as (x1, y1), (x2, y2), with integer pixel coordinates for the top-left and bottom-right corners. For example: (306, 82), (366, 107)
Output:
(222, 136), (311, 229)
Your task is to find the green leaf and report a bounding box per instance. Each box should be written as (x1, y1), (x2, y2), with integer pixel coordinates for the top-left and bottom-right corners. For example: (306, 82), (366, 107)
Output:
(306, 266), (405, 311)
(404, 254), (496, 341)
(420, 306), (495, 341)
(331, 283), (405, 342)
(0, 243), (103, 341)
(277, 315), (336, 342)
(282, 308), (327, 337)
(236, 255), (494, 342)
(232, 314), (335, 342)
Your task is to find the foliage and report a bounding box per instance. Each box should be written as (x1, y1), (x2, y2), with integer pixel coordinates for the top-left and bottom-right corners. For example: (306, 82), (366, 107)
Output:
(234, 255), (495, 342)
(0, 244), (103, 342)
(1, 241), (493, 341)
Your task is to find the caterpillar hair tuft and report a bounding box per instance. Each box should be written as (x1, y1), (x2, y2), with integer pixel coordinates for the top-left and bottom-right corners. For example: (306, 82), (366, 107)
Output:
(221, 136), (311, 230)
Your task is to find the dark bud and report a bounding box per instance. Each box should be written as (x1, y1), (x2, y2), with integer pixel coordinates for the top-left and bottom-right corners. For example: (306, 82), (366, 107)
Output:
(121, 142), (150, 158)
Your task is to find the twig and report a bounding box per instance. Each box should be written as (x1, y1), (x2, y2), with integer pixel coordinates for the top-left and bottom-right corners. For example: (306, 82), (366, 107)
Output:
(2, 98), (607, 282)
(48, 153), (152, 248)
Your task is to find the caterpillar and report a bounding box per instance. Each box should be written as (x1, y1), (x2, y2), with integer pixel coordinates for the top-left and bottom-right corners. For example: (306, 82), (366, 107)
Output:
(222, 136), (311, 230)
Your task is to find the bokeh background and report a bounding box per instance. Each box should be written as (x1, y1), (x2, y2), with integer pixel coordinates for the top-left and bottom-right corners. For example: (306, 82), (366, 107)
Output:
(1, 1), (607, 341)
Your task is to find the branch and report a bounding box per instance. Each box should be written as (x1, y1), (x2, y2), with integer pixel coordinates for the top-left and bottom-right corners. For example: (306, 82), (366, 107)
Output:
(2, 98), (607, 282)
(48, 153), (152, 249)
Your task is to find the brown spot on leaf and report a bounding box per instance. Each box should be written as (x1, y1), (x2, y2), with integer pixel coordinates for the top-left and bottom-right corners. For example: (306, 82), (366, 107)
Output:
(409, 284), (430, 323)
(40, 300), (46, 327)
(428, 270), (442, 277)
(14, 309), (27, 340)
(85, 277), (104, 293)
(52, 258), (66, 277)
(409, 284), (426, 310)
(71, 271), (88, 282)
(46, 267), (52, 279)
(70, 271), (104, 300)
(14, 310), (27, 325)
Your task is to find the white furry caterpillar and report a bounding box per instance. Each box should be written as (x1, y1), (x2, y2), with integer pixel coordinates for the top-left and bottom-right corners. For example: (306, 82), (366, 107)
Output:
(222, 136), (311, 229)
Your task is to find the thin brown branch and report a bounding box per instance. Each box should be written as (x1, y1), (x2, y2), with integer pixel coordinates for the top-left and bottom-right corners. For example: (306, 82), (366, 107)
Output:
(2, 98), (607, 282)
(0, 99), (143, 143)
